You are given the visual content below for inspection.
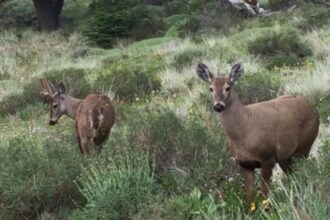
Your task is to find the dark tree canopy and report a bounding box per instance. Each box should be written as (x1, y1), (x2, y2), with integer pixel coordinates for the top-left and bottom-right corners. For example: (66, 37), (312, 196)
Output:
(32, 0), (64, 31)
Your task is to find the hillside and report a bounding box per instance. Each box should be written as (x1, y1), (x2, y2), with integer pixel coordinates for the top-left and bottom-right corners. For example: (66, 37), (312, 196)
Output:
(1, 0), (330, 219)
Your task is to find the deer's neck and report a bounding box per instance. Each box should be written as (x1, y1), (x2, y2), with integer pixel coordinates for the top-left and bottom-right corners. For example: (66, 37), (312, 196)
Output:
(219, 90), (248, 141)
(65, 95), (82, 120)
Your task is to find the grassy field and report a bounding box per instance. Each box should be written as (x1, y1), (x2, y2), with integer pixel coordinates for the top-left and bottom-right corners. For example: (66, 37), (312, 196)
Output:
(1, 1), (330, 219)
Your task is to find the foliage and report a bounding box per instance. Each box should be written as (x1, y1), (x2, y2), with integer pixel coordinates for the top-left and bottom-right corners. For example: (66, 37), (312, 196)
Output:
(0, 0), (36, 28)
(268, 0), (296, 10)
(172, 47), (205, 71)
(234, 70), (282, 104)
(70, 152), (155, 220)
(0, 135), (83, 220)
(248, 28), (312, 69)
(81, 0), (166, 48)
(94, 57), (163, 101)
(181, 0), (244, 36)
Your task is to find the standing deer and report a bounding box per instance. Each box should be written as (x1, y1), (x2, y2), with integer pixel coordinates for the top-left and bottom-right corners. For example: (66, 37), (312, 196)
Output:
(196, 63), (319, 211)
(40, 78), (115, 154)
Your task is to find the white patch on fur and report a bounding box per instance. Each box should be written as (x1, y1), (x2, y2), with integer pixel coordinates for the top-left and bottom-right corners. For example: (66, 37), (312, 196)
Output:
(98, 114), (104, 129)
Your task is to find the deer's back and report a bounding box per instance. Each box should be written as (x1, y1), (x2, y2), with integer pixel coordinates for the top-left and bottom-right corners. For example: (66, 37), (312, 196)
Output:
(240, 95), (319, 161)
(76, 93), (115, 143)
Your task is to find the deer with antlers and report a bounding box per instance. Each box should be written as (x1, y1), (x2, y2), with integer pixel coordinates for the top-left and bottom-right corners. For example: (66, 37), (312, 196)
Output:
(196, 63), (319, 211)
(40, 78), (115, 154)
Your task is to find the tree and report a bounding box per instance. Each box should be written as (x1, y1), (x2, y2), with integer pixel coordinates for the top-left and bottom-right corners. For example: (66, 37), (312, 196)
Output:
(32, 0), (64, 31)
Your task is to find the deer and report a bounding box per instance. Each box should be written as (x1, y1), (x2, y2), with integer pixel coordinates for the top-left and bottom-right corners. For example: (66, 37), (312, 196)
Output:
(228, 0), (266, 15)
(40, 78), (115, 154)
(196, 63), (319, 212)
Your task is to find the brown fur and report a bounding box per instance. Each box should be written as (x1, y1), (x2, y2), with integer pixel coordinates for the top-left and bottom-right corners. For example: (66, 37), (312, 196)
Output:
(75, 94), (115, 154)
(218, 79), (318, 207)
(40, 79), (115, 154)
(197, 64), (319, 209)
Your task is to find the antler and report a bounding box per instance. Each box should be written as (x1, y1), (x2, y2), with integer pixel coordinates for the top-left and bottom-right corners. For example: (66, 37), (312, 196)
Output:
(40, 78), (57, 100)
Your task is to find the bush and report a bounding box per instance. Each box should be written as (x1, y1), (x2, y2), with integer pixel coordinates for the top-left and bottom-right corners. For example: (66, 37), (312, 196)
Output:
(0, 0), (36, 29)
(81, 0), (166, 48)
(0, 68), (92, 116)
(172, 47), (205, 70)
(0, 136), (83, 219)
(70, 152), (155, 220)
(181, 0), (243, 36)
(248, 28), (312, 69)
(114, 106), (236, 194)
(94, 57), (163, 101)
(296, 6), (330, 31)
(268, 0), (296, 10)
(234, 70), (282, 104)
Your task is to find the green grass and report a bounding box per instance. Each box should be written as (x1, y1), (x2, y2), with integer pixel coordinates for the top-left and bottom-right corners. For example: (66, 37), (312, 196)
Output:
(1, 1), (330, 219)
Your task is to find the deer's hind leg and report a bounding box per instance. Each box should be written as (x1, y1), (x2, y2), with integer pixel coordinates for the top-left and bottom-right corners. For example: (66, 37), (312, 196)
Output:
(279, 158), (293, 174)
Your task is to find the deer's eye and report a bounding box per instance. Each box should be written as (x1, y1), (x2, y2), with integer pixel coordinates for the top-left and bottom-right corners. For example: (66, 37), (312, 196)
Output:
(225, 87), (231, 92)
(209, 88), (213, 92)
(53, 104), (58, 109)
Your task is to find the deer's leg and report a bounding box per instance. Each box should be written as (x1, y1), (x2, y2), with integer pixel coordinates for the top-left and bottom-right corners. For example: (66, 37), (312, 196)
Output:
(279, 158), (293, 174)
(80, 136), (93, 154)
(260, 162), (274, 208)
(240, 166), (256, 212)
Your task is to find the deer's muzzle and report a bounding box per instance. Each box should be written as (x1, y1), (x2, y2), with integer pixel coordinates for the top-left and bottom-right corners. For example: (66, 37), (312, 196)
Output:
(49, 120), (57, 125)
(213, 103), (225, 113)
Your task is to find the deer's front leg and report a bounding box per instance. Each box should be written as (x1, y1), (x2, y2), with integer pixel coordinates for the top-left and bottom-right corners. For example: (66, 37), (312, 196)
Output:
(261, 162), (274, 208)
(240, 166), (256, 212)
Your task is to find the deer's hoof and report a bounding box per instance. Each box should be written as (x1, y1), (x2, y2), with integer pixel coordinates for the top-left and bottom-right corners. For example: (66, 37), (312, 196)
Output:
(261, 198), (271, 209)
(250, 202), (256, 212)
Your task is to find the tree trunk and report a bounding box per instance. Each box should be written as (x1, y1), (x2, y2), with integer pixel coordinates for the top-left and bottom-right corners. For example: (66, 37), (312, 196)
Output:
(32, 0), (64, 31)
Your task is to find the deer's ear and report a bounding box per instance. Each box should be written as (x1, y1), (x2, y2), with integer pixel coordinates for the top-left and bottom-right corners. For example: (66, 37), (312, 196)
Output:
(196, 63), (213, 83)
(229, 63), (244, 83)
(58, 82), (66, 94)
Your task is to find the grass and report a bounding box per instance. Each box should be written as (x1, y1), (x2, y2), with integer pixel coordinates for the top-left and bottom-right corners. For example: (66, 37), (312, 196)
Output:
(0, 1), (330, 219)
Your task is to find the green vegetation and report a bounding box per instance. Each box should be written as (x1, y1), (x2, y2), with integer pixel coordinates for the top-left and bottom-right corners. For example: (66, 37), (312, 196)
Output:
(1, 0), (330, 219)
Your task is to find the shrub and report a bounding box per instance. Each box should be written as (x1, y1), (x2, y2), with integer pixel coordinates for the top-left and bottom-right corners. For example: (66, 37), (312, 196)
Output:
(234, 70), (282, 104)
(172, 47), (205, 70)
(0, 136), (83, 219)
(268, 0), (295, 10)
(94, 57), (163, 101)
(114, 106), (236, 194)
(81, 0), (166, 48)
(296, 6), (330, 31)
(0, 68), (92, 116)
(70, 152), (155, 220)
(180, 0), (244, 36)
(0, 0), (36, 29)
(248, 28), (312, 69)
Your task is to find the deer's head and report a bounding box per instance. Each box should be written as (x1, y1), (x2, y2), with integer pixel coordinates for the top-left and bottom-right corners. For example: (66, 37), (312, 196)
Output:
(196, 63), (244, 112)
(40, 78), (67, 125)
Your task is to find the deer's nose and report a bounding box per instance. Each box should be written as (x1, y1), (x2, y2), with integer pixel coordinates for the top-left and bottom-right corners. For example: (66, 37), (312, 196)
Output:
(49, 120), (57, 125)
(213, 103), (225, 112)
